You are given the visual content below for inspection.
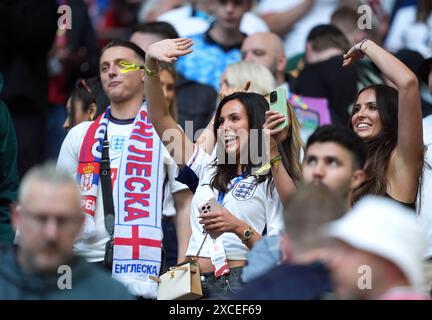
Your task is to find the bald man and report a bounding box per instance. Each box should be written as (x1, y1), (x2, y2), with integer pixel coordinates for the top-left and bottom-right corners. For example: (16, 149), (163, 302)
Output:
(241, 32), (287, 86)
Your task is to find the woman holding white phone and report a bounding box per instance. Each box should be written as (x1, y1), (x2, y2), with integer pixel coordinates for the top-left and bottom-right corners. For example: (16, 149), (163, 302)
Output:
(143, 38), (286, 299)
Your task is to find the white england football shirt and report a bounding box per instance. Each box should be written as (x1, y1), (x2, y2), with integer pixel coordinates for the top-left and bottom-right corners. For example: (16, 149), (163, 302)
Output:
(185, 145), (284, 260)
(57, 117), (187, 262)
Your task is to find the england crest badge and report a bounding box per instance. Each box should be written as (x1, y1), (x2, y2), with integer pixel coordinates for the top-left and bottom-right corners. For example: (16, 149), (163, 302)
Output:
(232, 181), (257, 200)
(110, 135), (126, 153)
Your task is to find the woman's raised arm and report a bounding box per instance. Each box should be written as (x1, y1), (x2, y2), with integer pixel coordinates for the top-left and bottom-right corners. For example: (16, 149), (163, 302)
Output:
(343, 40), (423, 167)
(144, 38), (195, 165)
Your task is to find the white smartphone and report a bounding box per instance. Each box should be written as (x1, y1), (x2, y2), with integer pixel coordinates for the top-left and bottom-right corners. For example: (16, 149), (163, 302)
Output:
(198, 198), (222, 239)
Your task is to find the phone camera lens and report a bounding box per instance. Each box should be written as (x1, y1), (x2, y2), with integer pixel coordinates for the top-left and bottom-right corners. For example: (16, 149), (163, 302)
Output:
(270, 91), (277, 103)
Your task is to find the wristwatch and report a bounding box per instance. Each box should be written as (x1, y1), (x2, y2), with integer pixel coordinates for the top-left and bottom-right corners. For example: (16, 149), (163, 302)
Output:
(242, 225), (254, 244)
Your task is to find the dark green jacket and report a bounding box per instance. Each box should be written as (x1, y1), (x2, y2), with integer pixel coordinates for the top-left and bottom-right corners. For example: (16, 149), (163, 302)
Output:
(0, 73), (18, 244)
(0, 246), (134, 300)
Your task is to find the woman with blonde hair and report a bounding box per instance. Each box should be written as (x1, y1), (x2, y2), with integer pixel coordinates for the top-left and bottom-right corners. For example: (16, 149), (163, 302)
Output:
(159, 61), (178, 121)
(220, 61), (277, 97)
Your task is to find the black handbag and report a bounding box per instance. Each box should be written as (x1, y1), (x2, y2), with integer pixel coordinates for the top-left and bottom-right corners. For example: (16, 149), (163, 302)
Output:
(100, 131), (115, 270)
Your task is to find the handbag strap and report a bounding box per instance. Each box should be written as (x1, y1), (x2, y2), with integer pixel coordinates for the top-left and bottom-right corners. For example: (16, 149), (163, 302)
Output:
(194, 232), (208, 258)
(100, 130), (115, 236)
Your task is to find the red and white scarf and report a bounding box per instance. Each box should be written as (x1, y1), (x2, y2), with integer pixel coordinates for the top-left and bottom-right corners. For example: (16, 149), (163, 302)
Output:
(77, 103), (164, 298)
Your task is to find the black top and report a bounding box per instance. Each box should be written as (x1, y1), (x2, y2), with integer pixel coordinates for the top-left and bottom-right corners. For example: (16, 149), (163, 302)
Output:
(0, 85), (18, 244)
(294, 56), (383, 126)
(175, 75), (218, 134)
(204, 22), (246, 52)
(0, 0), (58, 113)
(385, 193), (416, 210)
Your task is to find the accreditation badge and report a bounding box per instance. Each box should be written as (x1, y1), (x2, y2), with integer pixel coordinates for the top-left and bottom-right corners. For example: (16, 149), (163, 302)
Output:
(209, 237), (230, 278)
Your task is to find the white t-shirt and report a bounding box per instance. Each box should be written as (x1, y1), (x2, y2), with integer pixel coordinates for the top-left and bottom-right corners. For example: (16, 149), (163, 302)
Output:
(162, 125), (189, 217)
(257, 0), (338, 57)
(185, 145), (284, 260)
(418, 115), (432, 257)
(162, 153), (184, 217)
(57, 118), (187, 261)
(385, 6), (432, 58)
(157, 5), (269, 37)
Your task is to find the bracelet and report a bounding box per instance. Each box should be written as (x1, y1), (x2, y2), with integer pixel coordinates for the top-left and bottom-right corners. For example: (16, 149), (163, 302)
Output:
(143, 64), (160, 77)
(359, 39), (369, 54)
(253, 154), (282, 175)
(270, 154), (282, 166)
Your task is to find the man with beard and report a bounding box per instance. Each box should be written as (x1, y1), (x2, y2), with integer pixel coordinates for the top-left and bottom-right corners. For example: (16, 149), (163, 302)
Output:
(301, 125), (366, 210)
(241, 31), (290, 89)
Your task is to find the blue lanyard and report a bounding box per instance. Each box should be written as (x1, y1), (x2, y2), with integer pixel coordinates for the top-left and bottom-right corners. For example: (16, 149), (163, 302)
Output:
(217, 172), (248, 205)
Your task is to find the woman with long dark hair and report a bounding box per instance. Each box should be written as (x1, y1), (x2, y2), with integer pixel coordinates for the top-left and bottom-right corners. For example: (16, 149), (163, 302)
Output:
(63, 77), (109, 130)
(196, 60), (304, 204)
(344, 39), (423, 206)
(143, 38), (285, 299)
